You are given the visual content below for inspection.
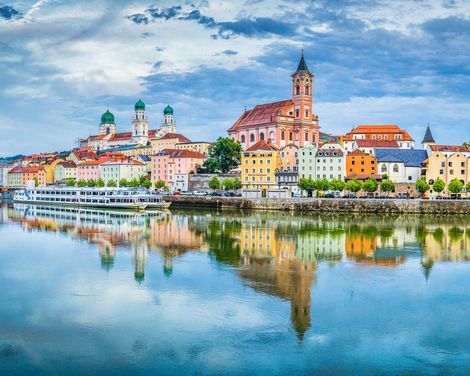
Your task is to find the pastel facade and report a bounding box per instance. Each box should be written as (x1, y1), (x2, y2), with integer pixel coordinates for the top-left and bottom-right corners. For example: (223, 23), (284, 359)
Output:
(150, 133), (192, 154)
(151, 149), (206, 191)
(241, 140), (280, 192)
(376, 149), (428, 183)
(76, 158), (110, 181)
(280, 144), (299, 172)
(342, 125), (415, 152)
(228, 53), (320, 150)
(175, 142), (212, 155)
(0, 165), (12, 187)
(315, 147), (345, 180)
(7, 167), (46, 188)
(298, 142), (318, 179)
(100, 160), (146, 185)
(54, 161), (77, 182)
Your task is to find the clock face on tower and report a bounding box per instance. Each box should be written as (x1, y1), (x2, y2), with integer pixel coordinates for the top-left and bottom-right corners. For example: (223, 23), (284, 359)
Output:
(295, 77), (301, 84)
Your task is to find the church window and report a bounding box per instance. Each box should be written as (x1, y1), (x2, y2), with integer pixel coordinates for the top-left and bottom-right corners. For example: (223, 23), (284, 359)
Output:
(296, 86), (300, 95)
(106, 128), (110, 134)
(295, 109), (300, 117)
(381, 165), (387, 173)
(305, 132), (309, 141)
(281, 131), (285, 140)
(250, 134), (255, 143)
(305, 86), (309, 95)
(241, 135), (246, 143)
(393, 164), (399, 173)
(305, 110), (309, 118)
(260, 132), (265, 140)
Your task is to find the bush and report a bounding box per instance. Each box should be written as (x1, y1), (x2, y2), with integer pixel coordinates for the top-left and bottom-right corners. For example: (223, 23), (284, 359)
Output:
(107, 180), (117, 187)
(77, 179), (87, 187)
(119, 178), (129, 187)
(96, 178), (105, 187)
(66, 178), (76, 187)
(87, 179), (96, 187)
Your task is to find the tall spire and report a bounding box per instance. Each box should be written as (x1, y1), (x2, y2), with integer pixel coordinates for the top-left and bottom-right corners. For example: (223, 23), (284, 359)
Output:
(296, 49), (310, 73)
(422, 125), (435, 144)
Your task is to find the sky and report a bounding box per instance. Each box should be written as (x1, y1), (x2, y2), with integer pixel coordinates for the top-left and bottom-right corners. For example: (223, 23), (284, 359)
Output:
(0, 0), (469, 156)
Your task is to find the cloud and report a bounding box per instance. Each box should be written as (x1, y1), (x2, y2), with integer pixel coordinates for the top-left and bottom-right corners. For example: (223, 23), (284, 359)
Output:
(0, 5), (22, 20)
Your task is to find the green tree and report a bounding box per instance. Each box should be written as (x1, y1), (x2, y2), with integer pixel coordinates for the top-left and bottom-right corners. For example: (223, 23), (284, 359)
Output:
(222, 178), (234, 191)
(362, 178), (378, 193)
(130, 178), (140, 188)
(298, 177), (317, 197)
(432, 178), (445, 196)
(96, 178), (105, 187)
(467, 181), (470, 195)
(330, 178), (345, 192)
(233, 177), (242, 190)
(77, 179), (87, 187)
(317, 178), (331, 192)
(381, 179), (395, 196)
(382, 173), (389, 180)
(66, 178), (76, 187)
(208, 176), (221, 190)
(107, 179), (117, 187)
(448, 179), (464, 195)
(119, 178), (129, 187)
(87, 179), (96, 187)
(155, 179), (166, 189)
(416, 178), (430, 196)
(346, 179), (362, 193)
(141, 178), (152, 189)
(200, 137), (242, 173)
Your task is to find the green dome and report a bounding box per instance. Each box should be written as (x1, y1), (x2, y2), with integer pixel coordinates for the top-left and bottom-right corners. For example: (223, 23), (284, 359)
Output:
(135, 99), (145, 111)
(101, 110), (115, 124)
(163, 105), (173, 115)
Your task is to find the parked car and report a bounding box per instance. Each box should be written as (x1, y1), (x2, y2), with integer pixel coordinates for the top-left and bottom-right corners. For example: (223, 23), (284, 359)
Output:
(210, 191), (223, 196)
(223, 191), (235, 197)
(323, 192), (335, 198)
(343, 193), (356, 199)
(396, 193), (409, 199)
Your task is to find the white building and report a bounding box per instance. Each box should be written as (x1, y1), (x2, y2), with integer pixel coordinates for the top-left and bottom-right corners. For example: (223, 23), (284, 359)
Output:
(0, 165), (12, 187)
(100, 159), (146, 185)
(376, 149), (428, 183)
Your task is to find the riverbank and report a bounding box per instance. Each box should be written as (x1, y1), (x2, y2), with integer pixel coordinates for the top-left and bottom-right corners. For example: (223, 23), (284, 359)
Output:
(164, 195), (470, 214)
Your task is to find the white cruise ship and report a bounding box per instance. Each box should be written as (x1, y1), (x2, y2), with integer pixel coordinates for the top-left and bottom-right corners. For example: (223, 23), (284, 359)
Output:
(13, 187), (170, 210)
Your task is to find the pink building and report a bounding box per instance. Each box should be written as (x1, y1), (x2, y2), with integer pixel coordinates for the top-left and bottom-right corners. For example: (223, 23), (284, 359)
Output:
(151, 149), (206, 191)
(76, 157), (110, 181)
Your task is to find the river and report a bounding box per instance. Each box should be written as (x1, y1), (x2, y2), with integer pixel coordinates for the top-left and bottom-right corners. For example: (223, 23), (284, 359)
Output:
(0, 203), (469, 375)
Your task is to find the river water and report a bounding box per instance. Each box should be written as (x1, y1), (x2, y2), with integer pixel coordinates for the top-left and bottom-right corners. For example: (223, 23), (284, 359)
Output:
(0, 203), (469, 375)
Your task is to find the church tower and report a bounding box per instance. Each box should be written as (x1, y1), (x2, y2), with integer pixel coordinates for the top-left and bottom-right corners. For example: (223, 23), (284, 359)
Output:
(421, 125), (436, 151)
(99, 109), (116, 135)
(291, 51), (319, 144)
(161, 105), (176, 134)
(132, 99), (149, 145)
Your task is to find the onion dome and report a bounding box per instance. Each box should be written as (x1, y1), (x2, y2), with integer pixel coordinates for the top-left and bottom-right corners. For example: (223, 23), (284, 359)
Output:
(100, 110), (115, 124)
(163, 105), (174, 115)
(135, 99), (145, 111)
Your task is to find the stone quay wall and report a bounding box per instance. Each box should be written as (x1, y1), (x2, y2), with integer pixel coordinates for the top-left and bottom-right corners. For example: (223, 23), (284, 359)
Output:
(164, 196), (470, 214)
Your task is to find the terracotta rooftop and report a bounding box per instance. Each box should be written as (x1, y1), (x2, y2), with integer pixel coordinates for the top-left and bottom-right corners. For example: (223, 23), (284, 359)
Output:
(246, 139), (279, 152)
(155, 149), (206, 159)
(343, 125), (414, 141)
(157, 133), (192, 143)
(347, 149), (373, 156)
(355, 140), (400, 148)
(429, 145), (470, 153)
(9, 166), (44, 174)
(229, 99), (293, 131)
(57, 161), (77, 168)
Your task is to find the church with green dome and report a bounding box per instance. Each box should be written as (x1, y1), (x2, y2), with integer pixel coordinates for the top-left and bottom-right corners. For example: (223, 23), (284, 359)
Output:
(80, 100), (182, 150)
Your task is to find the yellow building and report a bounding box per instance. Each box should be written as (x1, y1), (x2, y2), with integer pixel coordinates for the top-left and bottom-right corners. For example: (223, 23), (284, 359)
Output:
(241, 139), (280, 193)
(175, 142), (212, 155)
(424, 145), (470, 197)
(42, 159), (64, 184)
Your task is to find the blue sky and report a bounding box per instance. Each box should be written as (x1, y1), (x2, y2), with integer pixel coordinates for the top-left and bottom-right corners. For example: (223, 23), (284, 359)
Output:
(0, 0), (469, 156)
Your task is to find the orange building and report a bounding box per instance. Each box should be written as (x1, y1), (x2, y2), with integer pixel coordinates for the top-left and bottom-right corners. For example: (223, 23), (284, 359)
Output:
(342, 125), (414, 152)
(228, 52), (320, 150)
(346, 149), (378, 178)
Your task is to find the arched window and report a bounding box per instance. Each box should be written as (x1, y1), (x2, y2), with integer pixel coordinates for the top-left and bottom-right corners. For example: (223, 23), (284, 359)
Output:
(289, 132), (293, 141)
(250, 134), (255, 143)
(305, 110), (309, 118)
(295, 109), (300, 117)
(241, 135), (246, 143)
(381, 165), (387, 173)
(106, 127), (110, 135)
(260, 132), (265, 140)
(296, 86), (300, 95)
(269, 131), (275, 140)
(305, 86), (309, 95)
(393, 164), (399, 173)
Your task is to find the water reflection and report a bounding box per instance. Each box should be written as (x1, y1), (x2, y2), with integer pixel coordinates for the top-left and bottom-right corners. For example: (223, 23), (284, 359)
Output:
(4, 204), (470, 342)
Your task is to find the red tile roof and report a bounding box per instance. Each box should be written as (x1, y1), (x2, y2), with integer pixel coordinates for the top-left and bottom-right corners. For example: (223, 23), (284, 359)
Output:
(155, 149), (206, 159)
(343, 125), (414, 141)
(108, 132), (133, 141)
(157, 133), (192, 142)
(9, 166), (44, 174)
(355, 140), (399, 148)
(72, 150), (99, 161)
(246, 139), (279, 152)
(78, 157), (111, 166)
(429, 145), (470, 153)
(58, 161), (77, 168)
(229, 99), (293, 131)
(348, 149), (372, 156)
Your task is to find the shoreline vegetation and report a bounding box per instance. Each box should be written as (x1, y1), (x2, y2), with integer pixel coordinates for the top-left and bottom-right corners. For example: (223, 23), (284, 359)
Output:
(164, 195), (470, 214)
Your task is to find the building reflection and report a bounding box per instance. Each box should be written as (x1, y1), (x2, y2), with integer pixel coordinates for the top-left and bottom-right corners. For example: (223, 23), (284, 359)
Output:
(5, 204), (470, 339)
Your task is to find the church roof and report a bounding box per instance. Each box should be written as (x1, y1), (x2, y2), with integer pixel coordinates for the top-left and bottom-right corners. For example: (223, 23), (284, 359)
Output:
(422, 126), (435, 144)
(355, 139), (399, 148)
(343, 125), (414, 141)
(228, 99), (293, 131)
(135, 99), (145, 110)
(375, 149), (428, 167)
(101, 110), (115, 124)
